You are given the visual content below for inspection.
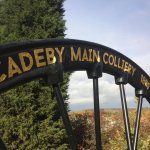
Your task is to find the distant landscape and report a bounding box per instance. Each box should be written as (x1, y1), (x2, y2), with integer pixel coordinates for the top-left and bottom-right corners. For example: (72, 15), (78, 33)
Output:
(69, 108), (150, 150)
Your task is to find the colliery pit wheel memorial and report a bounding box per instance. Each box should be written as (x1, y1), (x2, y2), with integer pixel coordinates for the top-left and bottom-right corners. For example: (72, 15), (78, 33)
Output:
(0, 39), (149, 150)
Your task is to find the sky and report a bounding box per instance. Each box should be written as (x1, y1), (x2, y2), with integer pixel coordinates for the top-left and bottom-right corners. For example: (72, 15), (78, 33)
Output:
(64, 0), (150, 111)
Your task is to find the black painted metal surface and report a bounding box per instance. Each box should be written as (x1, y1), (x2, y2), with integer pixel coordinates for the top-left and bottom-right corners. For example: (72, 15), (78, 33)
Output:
(53, 84), (78, 150)
(119, 84), (133, 150)
(133, 89), (145, 150)
(0, 39), (149, 149)
(0, 39), (149, 102)
(93, 78), (102, 150)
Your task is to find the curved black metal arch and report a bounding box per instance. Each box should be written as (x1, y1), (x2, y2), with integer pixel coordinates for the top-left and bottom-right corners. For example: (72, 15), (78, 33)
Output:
(0, 39), (149, 102)
(0, 38), (149, 150)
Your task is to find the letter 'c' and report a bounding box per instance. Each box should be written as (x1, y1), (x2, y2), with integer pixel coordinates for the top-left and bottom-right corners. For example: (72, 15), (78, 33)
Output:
(103, 53), (109, 64)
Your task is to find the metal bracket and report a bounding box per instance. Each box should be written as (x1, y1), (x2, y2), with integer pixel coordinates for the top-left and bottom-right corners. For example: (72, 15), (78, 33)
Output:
(135, 89), (146, 97)
(115, 72), (128, 85)
(87, 63), (103, 79)
(40, 63), (63, 85)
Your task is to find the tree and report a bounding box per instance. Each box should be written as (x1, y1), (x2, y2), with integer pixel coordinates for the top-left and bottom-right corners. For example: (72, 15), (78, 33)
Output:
(0, 0), (70, 149)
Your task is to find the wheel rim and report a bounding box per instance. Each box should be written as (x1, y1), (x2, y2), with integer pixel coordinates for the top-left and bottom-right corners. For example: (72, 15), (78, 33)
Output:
(0, 39), (149, 150)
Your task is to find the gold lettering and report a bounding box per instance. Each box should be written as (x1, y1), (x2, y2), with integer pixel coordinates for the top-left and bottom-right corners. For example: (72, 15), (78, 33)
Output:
(117, 58), (122, 69)
(108, 55), (114, 66)
(0, 74), (7, 82)
(102, 53), (136, 76)
(46, 48), (56, 64)
(19, 52), (33, 72)
(8, 57), (22, 78)
(141, 74), (150, 89)
(93, 50), (100, 62)
(124, 61), (129, 72)
(127, 63), (132, 75)
(34, 49), (46, 67)
(82, 49), (89, 61)
(103, 53), (109, 64)
(121, 60), (125, 70)
(71, 47), (81, 61)
(114, 56), (118, 67)
(88, 49), (93, 62)
(55, 47), (64, 62)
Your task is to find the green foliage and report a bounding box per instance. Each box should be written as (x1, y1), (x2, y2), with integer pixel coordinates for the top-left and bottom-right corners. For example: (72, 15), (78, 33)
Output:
(0, 0), (70, 149)
(0, 0), (66, 43)
(70, 112), (96, 150)
(0, 81), (69, 149)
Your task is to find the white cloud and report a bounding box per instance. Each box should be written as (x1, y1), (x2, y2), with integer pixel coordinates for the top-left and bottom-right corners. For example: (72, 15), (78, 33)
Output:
(64, 0), (150, 111)
(68, 71), (93, 104)
(68, 72), (139, 111)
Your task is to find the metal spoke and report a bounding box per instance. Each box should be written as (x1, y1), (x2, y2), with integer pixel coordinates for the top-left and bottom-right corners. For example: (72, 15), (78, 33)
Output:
(93, 78), (102, 150)
(133, 95), (143, 150)
(119, 84), (132, 150)
(53, 84), (78, 150)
